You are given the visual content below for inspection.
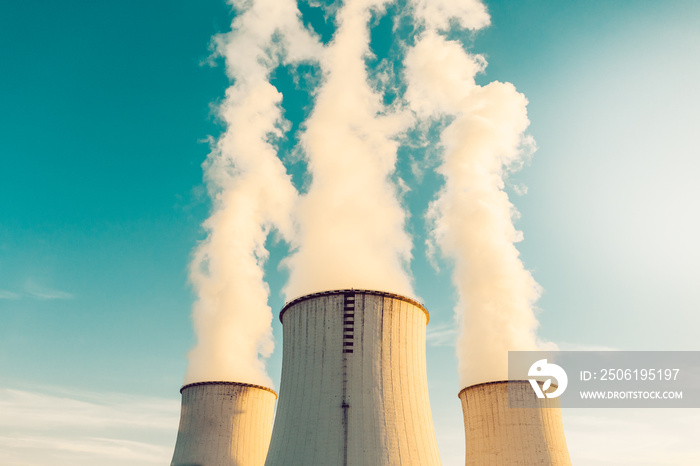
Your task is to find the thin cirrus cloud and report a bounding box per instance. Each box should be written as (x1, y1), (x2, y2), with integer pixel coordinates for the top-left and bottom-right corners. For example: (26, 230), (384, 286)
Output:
(0, 286), (73, 301)
(0, 387), (178, 466)
(554, 342), (619, 352)
(0, 388), (178, 430)
(24, 282), (74, 300)
(0, 436), (171, 465)
(426, 322), (457, 347)
(563, 408), (700, 465)
(0, 290), (20, 300)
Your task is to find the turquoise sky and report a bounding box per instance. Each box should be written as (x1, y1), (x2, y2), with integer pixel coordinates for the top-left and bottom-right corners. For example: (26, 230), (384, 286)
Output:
(1, 1), (699, 464)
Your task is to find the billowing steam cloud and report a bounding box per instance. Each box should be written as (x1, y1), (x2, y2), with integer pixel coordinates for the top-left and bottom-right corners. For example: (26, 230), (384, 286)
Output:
(405, 21), (545, 387)
(187, 0), (548, 389)
(186, 0), (320, 386)
(283, 0), (414, 299)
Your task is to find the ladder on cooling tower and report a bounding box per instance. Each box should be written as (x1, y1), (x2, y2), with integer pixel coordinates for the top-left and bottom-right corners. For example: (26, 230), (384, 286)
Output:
(341, 292), (355, 465)
(343, 292), (355, 353)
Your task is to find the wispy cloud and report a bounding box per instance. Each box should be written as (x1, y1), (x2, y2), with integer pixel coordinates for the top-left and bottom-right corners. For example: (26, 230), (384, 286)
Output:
(555, 342), (619, 351)
(564, 409), (700, 465)
(0, 436), (171, 465)
(0, 388), (178, 431)
(24, 282), (74, 300)
(0, 386), (178, 466)
(427, 322), (457, 347)
(433, 408), (700, 466)
(0, 290), (20, 300)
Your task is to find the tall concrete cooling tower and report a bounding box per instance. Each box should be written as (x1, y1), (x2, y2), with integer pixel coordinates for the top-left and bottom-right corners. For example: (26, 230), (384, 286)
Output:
(265, 289), (442, 466)
(458, 381), (571, 465)
(171, 381), (277, 466)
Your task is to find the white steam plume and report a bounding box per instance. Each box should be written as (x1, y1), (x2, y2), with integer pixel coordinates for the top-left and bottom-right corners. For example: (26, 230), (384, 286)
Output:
(187, 0), (550, 391)
(405, 25), (547, 387)
(186, 0), (320, 386)
(283, 0), (414, 299)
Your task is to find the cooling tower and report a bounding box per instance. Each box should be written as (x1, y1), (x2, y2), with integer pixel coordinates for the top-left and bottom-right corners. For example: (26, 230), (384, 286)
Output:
(459, 381), (571, 465)
(265, 289), (442, 466)
(171, 381), (277, 466)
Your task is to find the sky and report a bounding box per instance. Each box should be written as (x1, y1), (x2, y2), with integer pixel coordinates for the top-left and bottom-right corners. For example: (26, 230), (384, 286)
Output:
(1, 1), (699, 465)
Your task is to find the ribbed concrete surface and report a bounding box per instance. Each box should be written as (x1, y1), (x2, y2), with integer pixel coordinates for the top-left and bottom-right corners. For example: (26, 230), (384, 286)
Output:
(265, 290), (441, 466)
(171, 381), (276, 466)
(459, 381), (571, 465)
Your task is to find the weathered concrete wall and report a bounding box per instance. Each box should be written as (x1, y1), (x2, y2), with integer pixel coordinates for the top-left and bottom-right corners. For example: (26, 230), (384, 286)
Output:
(265, 290), (442, 466)
(459, 381), (571, 465)
(171, 381), (276, 466)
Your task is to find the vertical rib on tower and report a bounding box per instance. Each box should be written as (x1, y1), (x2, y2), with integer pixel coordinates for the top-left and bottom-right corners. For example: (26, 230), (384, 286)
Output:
(459, 381), (571, 465)
(171, 381), (277, 466)
(265, 289), (442, 466)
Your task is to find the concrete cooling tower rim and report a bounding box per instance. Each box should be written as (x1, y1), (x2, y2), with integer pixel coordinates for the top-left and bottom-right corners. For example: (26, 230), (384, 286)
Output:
(179, 381), (278, 398)
(457, 380), (557, 398)
(279, 288), (430, 323)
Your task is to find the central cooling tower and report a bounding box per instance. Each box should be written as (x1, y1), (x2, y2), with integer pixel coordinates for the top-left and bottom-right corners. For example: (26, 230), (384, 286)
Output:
(171, 381), (277, 466)
(265, 290), (441, 466)
(459, 381), (571, 465)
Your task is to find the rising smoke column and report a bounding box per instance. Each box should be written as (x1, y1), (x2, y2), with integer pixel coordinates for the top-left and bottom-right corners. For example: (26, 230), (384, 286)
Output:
(405, 5), (545, 387)
(186, 0), (320, 386)
(283, 0), (414, 299)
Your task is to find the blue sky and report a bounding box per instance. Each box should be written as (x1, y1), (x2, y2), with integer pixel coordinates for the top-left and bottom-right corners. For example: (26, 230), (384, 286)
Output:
(1, 1), (699, 464)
